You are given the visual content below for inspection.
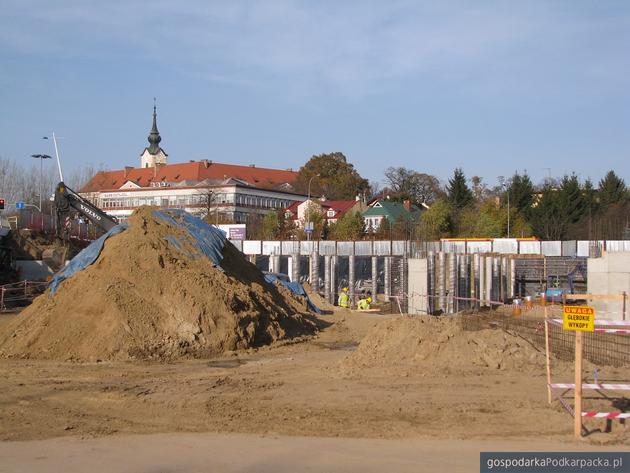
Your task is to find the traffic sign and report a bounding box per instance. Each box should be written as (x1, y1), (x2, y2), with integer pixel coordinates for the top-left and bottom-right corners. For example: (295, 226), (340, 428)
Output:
(15, 202), (24, 209)
(563, 306), (595, 332)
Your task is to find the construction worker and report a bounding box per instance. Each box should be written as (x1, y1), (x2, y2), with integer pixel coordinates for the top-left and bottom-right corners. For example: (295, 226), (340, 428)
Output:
(338, 287), (350, 308)
(357, 296), (372, 311)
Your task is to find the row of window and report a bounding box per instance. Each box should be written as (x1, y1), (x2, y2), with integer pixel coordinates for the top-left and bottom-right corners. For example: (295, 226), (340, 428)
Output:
(98, 193), (293, 210)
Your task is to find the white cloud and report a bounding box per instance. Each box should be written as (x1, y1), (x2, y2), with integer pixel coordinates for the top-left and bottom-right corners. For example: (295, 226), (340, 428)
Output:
(1, 1), (629, 98)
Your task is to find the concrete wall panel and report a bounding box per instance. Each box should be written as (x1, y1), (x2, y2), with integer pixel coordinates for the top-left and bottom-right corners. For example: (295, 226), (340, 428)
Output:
(262, 241), (282, 255)
(243, 240), (261, 255)
(541, 241), (562, 256)
(519, 241), (541, 255)
(407, 258), (428, 315)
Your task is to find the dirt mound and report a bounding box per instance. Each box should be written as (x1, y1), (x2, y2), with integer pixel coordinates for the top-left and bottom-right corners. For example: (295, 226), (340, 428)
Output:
(0, 207), (316, 361)
(341, 315), (553, 375)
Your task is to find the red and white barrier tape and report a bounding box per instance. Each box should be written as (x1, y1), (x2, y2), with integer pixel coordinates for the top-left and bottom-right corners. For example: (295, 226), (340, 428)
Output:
(550, 383), (630, 391)
(582, 412), (630, 419)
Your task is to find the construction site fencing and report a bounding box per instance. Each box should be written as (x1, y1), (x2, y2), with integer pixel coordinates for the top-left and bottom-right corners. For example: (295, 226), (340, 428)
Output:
(0, 280), (48, 312)
(460, 313), (630, 368)
(237, 239), (630, 257)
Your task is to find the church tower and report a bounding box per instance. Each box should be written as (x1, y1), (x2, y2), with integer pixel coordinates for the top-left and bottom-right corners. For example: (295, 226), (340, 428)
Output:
(140, 102), (168, 168)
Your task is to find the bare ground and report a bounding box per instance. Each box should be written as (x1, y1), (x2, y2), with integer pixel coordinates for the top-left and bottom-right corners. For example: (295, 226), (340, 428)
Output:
(0, 309), (627, 445)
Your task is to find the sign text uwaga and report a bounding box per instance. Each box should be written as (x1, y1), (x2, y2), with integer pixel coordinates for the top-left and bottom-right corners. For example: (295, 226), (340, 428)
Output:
(563, 306), (595, 332)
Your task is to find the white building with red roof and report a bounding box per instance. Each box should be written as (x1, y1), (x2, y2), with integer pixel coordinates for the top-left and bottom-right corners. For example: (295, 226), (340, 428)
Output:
(284, 197), (366, 228)
(79, 107), (307, 226)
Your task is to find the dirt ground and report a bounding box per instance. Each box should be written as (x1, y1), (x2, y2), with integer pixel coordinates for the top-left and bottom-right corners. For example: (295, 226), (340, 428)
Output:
(0, 308), (627, 445)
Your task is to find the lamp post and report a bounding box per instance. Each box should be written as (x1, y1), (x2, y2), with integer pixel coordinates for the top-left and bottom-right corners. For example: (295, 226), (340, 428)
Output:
(31, 154), (52, 227)
(306, 174), (319, 241)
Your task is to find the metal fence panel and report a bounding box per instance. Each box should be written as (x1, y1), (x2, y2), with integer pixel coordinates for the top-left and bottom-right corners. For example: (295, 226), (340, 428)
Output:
(561, 240), (577, 257)
(373, 241), (391, 256)
(318, 241), (336, 255)
(282, 241), (300, 254)
(243, 240), (261, 255)
(606, 240), (630, 252)
(541, 241), (562, 256)
(337, 241), (354, 255)
(443, 241), (465, 253)
(518, 241), (541, 255)
(299, 241), (317, 254)
(466, 241), (492, 254)
(262, 241), (282, 255)
(354, 241), (373, 255)
(425, 241), (441, 253)
(577, 241), (590, 257)
(392, 240), (407, 255)
(492, 239), (518, 254)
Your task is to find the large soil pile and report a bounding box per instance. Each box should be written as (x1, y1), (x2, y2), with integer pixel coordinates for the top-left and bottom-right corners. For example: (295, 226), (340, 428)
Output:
(0, 207), (316, 361)
(341, 315), (553, 375)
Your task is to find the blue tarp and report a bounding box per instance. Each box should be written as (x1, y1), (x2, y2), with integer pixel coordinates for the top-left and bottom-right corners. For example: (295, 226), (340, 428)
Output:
(49, 224), (128, 295)
(49, 210), (229, 296)
(152, 209), (226, 268)
(264, 273), (321, 314)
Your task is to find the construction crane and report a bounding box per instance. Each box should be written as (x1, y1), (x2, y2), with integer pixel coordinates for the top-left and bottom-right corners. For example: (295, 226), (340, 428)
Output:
(54, 182), (118, 239)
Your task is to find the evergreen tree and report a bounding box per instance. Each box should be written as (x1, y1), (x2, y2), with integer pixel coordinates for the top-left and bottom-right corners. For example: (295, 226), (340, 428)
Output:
(558, 174), (587, 225)
(446, 168), (474, 209)
(507, 172), (534, 217)
(598, 170), (627, 207)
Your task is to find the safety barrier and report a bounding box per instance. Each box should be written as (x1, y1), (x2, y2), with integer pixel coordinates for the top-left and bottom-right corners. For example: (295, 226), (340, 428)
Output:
(546, 315), (630, 438)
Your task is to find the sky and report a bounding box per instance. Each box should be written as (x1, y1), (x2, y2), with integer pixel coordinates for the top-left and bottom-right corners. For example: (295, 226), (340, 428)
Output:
(1, 0), (629, 189)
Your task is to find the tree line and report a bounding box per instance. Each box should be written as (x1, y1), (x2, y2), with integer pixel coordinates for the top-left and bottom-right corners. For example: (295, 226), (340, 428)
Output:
(2, 151), (627, 241)
(256, 152), (630, 241)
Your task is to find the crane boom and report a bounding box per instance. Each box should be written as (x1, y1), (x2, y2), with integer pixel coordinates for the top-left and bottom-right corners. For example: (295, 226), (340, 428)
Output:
(54, 182), (118, 238)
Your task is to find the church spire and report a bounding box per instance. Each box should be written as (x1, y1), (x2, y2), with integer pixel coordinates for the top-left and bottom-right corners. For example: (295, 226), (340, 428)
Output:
(147, 98), (162, 155)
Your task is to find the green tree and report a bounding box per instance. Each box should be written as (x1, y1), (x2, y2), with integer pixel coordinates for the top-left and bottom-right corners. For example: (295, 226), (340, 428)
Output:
(530, 181), (570, 240)
(260, 210), (295, 240)
(507, 172), (534, 218)
(417, 200), (452, 240)
(446, 168), (474, 209)
(329, 211), (365, 240)
(458, 200), (532, 238)
(383, 167), (444, 204)
(598, 170), (627, 207)
(558, 174), (588, 225)
(294, 152), (370, 200)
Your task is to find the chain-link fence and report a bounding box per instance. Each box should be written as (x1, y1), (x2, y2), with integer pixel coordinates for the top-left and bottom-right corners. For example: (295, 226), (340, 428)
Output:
(460, 313), (630, 367)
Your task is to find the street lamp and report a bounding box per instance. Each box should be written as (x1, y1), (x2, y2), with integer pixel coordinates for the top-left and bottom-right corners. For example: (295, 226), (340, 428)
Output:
(31, 154), (52, 218)
(306, 174), (319, 241)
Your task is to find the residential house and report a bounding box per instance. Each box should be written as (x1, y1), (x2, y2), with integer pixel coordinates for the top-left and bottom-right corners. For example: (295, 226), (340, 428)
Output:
(362, 199), (422, 232)
(285, 197), (367, 228)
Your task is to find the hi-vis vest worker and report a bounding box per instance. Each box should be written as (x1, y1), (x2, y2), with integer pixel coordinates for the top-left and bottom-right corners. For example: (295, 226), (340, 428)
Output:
(357, 296), (372, 310)
(338, 287), (350, 308)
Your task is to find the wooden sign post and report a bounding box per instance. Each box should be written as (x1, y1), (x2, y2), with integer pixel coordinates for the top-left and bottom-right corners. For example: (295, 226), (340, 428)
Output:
(574, 330), (583, 438)
(544, 304), (552, 404)
(562, 305), (595, 438)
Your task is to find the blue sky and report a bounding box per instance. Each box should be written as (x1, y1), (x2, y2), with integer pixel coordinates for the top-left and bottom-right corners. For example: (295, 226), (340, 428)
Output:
(1, 1), (629, 188)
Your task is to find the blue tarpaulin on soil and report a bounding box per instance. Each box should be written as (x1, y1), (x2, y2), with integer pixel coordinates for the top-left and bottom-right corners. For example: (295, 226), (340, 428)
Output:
(264, 273), (321, 314)
(49, 224), (128, 296)
(151, 209), (226, 268)
(49, 210), (229, 296)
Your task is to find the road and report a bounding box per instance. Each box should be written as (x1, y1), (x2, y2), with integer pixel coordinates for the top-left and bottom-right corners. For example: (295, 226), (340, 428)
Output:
(0, 433), (623, 473)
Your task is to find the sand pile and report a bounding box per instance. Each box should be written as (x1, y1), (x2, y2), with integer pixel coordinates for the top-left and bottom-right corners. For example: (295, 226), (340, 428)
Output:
(0, 207), (316, 361)
(341, 315), (551, 375)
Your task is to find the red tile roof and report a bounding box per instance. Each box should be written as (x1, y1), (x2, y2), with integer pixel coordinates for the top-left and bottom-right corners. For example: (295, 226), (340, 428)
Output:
(80, 161), (298, 193)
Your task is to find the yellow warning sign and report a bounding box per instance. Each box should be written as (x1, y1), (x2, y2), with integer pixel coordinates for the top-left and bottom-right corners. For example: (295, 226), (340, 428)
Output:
(563, 306), (595, 332)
